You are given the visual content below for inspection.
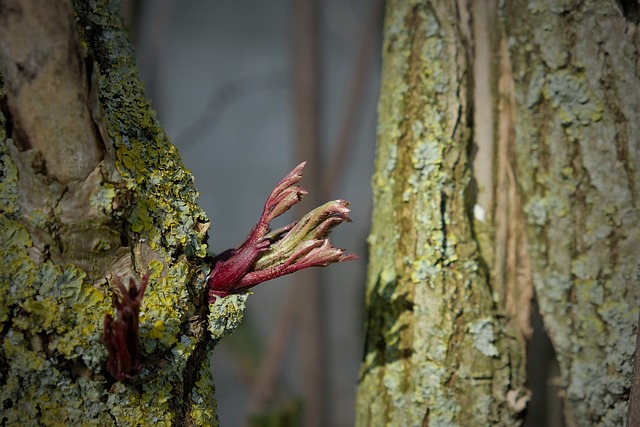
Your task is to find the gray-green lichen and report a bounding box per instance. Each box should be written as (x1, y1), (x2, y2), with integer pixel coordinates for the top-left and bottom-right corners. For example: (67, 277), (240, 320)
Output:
(207, 294), (248, 341)
(468, 318), (500, 358)
(502, 0), (639, 425)
(189, 343), (218, 426)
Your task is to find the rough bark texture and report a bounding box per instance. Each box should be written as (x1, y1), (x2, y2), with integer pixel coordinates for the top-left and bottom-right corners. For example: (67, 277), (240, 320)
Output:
(501, 1), (640, 425)
(355, 1), (527, 425)
(0, 1), (242, 425)
(0, 0), (103, 184)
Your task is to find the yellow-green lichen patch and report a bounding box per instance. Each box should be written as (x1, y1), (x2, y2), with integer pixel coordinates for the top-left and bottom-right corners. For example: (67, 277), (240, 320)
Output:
(4, 261), (110, 365)
(26, 263), (108, 368)
(0, 215), (37, 321)
(106, 335), (200, 426)
(2, 329), (46, 372)
(2, 325), (112, 426)
(89, 183), (116, 212)
(0, 217), (113, 423)
(106, 381), (172, 427)
(51, 282), (108, 370)
(169, 335), (198, 373)
(0, 139), (19, 216)
(14, 297), (60, 333)
(138, 262), (189, 353)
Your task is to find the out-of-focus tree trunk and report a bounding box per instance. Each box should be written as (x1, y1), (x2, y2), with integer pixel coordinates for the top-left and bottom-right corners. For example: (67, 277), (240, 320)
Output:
(292, 1), (326, 426)
(356, 1), (527, 425)
(502, 1), (640, 425)
(356, 0), (639, 426)
(0, 1), (237, 425)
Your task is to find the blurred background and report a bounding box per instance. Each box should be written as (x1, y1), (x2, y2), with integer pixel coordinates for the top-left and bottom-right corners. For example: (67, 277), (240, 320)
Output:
(126, 2), (564, 426)
(129, 1), (382, 425)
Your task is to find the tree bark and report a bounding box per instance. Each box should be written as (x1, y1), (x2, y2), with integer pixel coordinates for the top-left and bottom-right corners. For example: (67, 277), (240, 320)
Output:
(357, 0), (639, 426)
(501, 1), (640, 425)
(356, 1), (527, 425)
(0, 1), (235, 425)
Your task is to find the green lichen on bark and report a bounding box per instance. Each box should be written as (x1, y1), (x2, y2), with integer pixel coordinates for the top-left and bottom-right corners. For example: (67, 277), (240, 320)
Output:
(0, 0), (232, 425)
(0, 129), (18, 216)
(207, 294), (249, 340)
(74, 0), (208, 257)
(0, 208), (114, 426)
(502, 1), (640, 425)
(356, 1), (526, 425)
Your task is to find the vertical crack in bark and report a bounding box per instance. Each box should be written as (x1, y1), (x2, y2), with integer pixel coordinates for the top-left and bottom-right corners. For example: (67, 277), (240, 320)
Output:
(601, 50), (638, 206)
(495, 36), (534, 343)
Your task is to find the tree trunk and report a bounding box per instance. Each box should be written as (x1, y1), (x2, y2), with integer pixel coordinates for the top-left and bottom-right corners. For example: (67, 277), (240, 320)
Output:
(0, 1), (235, 425)
(501, 1), (640, 425)
(356, 1), (527, 425)
(357, 0), (639, 426)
